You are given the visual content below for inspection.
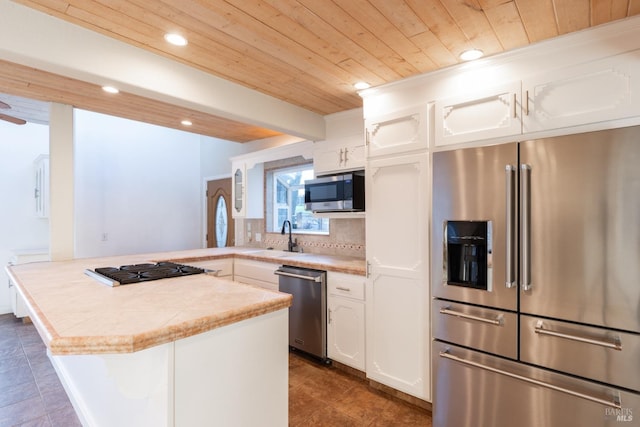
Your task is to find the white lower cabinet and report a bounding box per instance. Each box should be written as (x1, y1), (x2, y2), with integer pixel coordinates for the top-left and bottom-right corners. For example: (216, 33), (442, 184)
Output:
(9, 250), (49, 318)
(233, 258), (279, 291)
(180, 258), (233, 279)
(8, 278), (28, 318)
(327, 271), (366, 371)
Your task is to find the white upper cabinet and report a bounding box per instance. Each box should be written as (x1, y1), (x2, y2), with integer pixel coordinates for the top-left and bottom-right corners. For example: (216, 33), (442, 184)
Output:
(232, 164), (245, 217)
(313, 134), (366, 176)
(231, 140), (312, 219)
(365, 106), (429, 158)
(434, 81), (522, 147)
(522, 50), (640, 133)
(231, 161), (263, 219)
(433, 50), (640, 148)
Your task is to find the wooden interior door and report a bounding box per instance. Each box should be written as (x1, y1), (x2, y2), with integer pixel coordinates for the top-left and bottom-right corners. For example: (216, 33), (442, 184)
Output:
(207, 178), (234, 248)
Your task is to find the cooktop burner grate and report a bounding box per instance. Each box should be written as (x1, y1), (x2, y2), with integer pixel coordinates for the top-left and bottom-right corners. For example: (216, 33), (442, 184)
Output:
(91, 262), (204, 285)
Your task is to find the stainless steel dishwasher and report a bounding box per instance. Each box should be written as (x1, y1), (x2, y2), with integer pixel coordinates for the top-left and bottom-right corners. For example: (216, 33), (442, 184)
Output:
(275, 265), (327, 361)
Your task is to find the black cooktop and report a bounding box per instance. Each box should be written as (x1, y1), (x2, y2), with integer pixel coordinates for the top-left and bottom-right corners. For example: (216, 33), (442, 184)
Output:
(92, 262), (205, 285)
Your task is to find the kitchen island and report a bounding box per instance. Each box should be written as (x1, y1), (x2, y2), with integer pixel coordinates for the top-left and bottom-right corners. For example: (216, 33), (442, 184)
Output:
(5, 248), (294, 427)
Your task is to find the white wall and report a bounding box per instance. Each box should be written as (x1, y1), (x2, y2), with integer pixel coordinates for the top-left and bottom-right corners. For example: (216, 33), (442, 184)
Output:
(200, 136), (253, 179)
(0, 120), (49, 313)
(74, 110), (203, 258)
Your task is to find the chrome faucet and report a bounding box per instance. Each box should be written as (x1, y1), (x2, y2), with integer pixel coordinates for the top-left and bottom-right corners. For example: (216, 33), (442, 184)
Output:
(281, 220), (298, 252)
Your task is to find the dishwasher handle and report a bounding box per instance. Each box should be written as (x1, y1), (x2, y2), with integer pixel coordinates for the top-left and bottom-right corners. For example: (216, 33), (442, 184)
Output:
(274, 268), (322, 282)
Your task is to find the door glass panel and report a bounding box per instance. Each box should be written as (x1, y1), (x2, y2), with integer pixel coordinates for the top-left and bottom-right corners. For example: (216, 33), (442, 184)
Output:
(215, 195), (228, 247)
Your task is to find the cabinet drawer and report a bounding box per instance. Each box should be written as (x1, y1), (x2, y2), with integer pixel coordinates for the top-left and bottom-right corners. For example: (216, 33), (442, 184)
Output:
(327, 271), (365, 300)
(521, 315), (640, 392)
(433, 300), (517, 359)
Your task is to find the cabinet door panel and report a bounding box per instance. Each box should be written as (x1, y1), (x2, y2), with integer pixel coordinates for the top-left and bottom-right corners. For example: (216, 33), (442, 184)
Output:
(313, 144), (341, 176)
(328, 296), (365, 370)
(366, 154), (427, 270)
(366, 106), (428, 157)
(523, 50), (640, 133)
(232, 164), (245, 218)
(343, 143), (366, 171)
(435, 81), (521, 147)
(314, 135), (366, 176)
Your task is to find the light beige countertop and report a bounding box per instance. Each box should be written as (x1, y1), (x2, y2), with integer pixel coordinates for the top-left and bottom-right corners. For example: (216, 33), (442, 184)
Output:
(6, 247), (365, 356)
(171, 247), (367, 276)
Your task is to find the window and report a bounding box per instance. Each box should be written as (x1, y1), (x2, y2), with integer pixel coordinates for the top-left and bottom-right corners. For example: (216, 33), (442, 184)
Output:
(266, 164), (329, 234)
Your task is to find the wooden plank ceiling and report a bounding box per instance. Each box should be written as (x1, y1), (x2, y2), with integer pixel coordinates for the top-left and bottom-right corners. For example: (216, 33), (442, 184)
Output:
(4, 0), (640, 141)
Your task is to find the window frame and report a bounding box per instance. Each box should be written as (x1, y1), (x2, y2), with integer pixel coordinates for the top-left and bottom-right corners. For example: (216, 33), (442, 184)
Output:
(265, 162), (329, 235)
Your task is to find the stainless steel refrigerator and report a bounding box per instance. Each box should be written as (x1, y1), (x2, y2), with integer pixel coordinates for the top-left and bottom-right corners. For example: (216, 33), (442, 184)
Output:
(431, 126), (640, 427)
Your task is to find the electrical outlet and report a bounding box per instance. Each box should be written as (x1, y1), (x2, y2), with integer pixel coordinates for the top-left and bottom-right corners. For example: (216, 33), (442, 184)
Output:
(101, 233), (108, 242)
(255, 233), (261, 242)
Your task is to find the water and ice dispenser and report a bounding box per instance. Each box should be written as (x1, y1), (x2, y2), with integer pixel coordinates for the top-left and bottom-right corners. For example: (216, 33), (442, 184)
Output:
(444, 221), (491, 290)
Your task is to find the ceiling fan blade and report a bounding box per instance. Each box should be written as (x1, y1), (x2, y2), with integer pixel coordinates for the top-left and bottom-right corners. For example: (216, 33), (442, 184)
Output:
(0, 100), (10, 109)
(0, 113), (26, 125)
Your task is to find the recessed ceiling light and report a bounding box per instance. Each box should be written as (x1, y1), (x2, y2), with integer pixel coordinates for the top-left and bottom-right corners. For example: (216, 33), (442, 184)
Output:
(354, 81), (371, 90)
(164, 33), (188, 46)
(102, 86), (119, 94)
(460, 49), (484, 61)
(181, 119), (193, 126)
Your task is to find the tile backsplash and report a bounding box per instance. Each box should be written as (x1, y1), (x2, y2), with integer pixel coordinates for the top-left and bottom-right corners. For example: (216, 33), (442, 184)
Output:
(241, 217), (365, 259)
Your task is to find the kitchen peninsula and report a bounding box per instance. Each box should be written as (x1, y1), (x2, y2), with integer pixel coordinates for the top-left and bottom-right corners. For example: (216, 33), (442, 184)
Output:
(5, 248), (298, 427)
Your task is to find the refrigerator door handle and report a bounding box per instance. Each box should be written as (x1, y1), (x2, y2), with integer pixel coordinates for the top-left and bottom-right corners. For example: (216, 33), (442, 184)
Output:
(520, 164), (532, 291)
(534, 320), (622, 350)
(439, 306), (504, 326)
(439, 349), (622, 409)
(505, 165), (516, 288)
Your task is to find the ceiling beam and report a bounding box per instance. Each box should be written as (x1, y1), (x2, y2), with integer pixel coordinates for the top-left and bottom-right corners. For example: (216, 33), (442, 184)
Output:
(0, 1), (326, 141)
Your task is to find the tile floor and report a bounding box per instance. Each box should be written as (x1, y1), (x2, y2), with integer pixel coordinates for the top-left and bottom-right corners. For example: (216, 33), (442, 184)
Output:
(0, 314), (81, 427)
(0, 313), (432, 426)
(289, 352), (432, 426)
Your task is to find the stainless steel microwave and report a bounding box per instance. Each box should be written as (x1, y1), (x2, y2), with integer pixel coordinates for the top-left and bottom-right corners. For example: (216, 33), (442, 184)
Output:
(304, 172), (365, 213)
